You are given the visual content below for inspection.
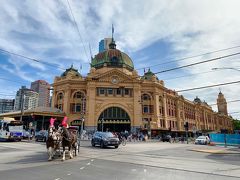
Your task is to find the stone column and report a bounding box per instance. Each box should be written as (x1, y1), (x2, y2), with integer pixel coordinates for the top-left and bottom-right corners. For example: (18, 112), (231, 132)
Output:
(51, 90), (56, 108)
(153, 92), (160, 129)
(132, 84), (141, 132)
(63, 86), (70, 115)
(163, 92), (168, 128)
(203, 110), (207, 130)
(176, 99), (181, 131)
(85, 82), (96, 132)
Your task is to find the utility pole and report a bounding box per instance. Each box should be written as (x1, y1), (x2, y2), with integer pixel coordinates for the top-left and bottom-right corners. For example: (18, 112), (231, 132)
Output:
(81, 118), (84, 139)
(148, 119), (151, 139)
(80, 97), (85, 139)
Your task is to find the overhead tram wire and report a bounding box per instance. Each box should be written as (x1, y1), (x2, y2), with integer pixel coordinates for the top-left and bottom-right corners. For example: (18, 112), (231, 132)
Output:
(153, 52), (240, 75)
(229, 112), (240, 115)
(0, 48), (65, 71)
(176, 80), (240, 93)
(209, 99), (240, 106)
(136, 44), (240, 70)
(66, 0), (89, 62)
(163, 70), (215, 81)
(163, 67), (239, 81)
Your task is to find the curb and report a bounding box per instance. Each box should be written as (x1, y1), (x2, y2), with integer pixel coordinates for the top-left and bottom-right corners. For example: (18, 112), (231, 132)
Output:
(189, 149), (240, 154)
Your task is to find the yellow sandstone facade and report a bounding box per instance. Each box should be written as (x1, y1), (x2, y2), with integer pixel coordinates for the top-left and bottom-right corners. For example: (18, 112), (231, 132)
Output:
(52, 40), (233, 135)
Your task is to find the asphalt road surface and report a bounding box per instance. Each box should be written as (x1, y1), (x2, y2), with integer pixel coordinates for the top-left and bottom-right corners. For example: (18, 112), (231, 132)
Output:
(0, 140), (240, 180)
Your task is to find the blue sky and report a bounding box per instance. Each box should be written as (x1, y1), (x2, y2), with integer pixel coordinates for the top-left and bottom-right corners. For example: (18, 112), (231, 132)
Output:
(1, 0), (240, 119)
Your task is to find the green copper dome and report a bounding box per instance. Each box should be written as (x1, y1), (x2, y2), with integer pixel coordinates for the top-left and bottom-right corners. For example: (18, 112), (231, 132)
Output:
(91, 40), (134, 71)
(61, 65), (81, 77)
(141, 69), (158, 80)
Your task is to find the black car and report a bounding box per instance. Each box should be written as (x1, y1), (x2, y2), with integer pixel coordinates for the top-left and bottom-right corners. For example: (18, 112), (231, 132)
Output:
(162, 135), (172, 142)
(91, 132), (119, 148)
(35, 130), (48, 142)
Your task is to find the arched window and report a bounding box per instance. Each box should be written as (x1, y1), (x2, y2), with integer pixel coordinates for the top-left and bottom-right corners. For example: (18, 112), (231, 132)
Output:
(71, 91), (86, 114)
(141, 94), (151, 101)
(56, 92), (64, 111)
(74, 92), (85, 99)
(141, 93), (153, 114)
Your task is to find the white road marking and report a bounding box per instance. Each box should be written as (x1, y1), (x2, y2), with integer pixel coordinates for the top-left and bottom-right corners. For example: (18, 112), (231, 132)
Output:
(131, 169), (136, 172)
(80, 167), (85, 170)
(91, 159), (94, 162)
(144, 169), (147, 173)
(87, 162), (91, 165)
(55, 178), (61, 180)
(67, 173), (71, 175)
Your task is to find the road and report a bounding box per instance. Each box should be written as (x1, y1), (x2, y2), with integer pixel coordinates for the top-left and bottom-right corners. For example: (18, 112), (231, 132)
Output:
(0, 140), (240, 180)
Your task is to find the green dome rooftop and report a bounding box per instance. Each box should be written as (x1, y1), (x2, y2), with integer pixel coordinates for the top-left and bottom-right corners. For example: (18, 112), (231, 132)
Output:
(142, 69), (158, 80)
(91, 40), (134, 71)
(61, 65), (81, 77)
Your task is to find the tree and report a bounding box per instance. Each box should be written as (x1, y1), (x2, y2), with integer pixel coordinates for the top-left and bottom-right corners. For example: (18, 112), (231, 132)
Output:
(232, 119), (240, 130)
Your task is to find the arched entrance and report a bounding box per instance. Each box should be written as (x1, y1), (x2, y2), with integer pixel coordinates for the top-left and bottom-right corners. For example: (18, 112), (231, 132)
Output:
(97, 106), (131, 132)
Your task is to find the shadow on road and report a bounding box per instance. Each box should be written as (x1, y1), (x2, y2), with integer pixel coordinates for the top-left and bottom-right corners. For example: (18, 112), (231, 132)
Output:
(5, 151), (50, 164)
(206, 153), (240, 166)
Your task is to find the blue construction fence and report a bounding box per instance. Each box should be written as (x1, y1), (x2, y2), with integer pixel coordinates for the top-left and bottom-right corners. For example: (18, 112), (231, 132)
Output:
(209, 133), (240, 146)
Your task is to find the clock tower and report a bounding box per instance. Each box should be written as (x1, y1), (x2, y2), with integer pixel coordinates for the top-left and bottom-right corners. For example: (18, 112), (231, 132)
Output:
(217, 91), (228, 115)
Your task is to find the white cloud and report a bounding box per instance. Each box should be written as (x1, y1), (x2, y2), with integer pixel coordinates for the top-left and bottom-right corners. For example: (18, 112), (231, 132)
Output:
(0, 0), (240, 118)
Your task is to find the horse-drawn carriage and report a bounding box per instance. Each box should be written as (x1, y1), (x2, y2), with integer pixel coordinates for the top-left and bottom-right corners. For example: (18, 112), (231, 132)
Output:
(46, 117), (80, 161)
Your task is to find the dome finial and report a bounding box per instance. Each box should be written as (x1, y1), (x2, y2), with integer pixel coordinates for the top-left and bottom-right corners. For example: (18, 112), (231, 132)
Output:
(112, 24), (114, 41)
(109, 24), (116, 49)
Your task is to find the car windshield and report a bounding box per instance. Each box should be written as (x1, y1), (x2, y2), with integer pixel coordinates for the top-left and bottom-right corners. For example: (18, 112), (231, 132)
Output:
(197, 136), (206, 139)
(101, 132), (114, 138)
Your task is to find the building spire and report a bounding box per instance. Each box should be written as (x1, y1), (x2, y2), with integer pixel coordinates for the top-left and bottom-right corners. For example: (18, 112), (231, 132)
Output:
(112, 24), (114, 41)
(109, 24), (116, 49)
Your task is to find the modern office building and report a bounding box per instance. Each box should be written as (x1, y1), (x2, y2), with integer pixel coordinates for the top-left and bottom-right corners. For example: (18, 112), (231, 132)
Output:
(52, 38), (233, 135)
(0, 99), (14, 113)
(99, 38), (112, 52)
(14, 86), (39, 111)
(31, 80), (50, 107)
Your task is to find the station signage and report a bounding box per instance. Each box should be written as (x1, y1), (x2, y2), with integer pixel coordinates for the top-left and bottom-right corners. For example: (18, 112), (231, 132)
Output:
(70, 120), (82, 126)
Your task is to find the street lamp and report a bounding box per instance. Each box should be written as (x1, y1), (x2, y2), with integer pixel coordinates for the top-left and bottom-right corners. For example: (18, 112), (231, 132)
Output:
(212, 67), (240, 72)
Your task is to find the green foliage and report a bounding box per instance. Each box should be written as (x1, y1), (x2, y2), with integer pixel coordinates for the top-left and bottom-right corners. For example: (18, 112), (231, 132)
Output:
(233, 119), (240, 130)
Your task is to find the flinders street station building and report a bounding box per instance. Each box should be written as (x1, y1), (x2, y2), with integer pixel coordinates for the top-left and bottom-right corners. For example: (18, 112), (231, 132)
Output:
(52, 39), (233, 136)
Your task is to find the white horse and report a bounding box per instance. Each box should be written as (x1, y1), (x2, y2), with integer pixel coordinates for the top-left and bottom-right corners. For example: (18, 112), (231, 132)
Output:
(46, 127), (61, 161)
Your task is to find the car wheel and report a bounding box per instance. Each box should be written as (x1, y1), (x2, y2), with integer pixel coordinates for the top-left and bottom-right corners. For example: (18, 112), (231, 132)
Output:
(115, 145), (118, 149)
(91, 141), (95, 147)
(100, 141), (104, 148)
